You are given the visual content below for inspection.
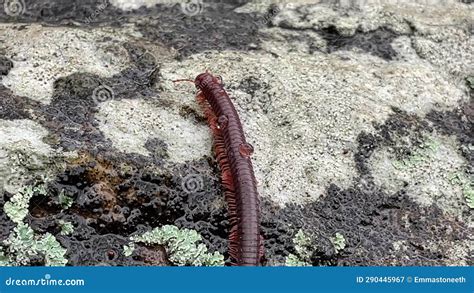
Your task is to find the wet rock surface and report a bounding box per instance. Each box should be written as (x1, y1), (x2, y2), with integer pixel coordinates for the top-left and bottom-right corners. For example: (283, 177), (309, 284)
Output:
(0, 0), (472, 266)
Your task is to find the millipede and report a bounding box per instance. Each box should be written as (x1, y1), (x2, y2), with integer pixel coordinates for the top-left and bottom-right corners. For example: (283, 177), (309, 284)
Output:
(176, 72), (264, 266)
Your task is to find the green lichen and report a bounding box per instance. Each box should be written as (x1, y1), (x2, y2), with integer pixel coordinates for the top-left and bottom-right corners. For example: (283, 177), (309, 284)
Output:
(129, 225), (224, 266)
(449, 172), (474, 209)
(331, 232), (346, 253)
(285, 230), (312, 266)
(464, 185), (474, 209)
(1, 223), (67, 266)
(58, 220), (74, 236)
(293, 229), (312, 260)
(285, 230), (347, 266)
(36, 233), (68, 266)
(1, 183), (68, 266)
(466, 76), (474, 89)
(58, 190), (73, 210)
(392, 138), (440, 170)
(123, 243), (135, 257)
(0, 247), (9, 266)
(285, 253), (310, 266)
(4, 184), (47, 224)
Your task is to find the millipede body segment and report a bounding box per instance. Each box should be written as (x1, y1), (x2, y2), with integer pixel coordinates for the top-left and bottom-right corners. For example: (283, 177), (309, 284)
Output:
(193, 72), (263, 266)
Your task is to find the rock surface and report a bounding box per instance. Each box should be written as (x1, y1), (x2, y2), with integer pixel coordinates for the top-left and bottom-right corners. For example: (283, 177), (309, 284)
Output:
(0, 0), (472, 266)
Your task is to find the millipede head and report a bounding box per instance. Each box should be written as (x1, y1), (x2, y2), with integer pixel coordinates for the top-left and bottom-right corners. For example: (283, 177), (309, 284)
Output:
(195, 72), (221, 91)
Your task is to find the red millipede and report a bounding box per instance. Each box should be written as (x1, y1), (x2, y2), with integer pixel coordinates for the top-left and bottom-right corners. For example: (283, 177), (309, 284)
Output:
(178, 72), (264, 266)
